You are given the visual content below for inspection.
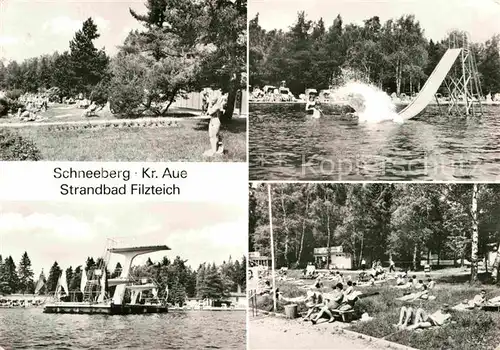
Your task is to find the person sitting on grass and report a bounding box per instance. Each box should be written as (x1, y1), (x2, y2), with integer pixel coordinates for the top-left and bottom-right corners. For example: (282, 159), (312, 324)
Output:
(302, 285), (324, 321)
(405, 304), (452, 330)
(427, 278), (435, 290)
(416, 279), (425, 290)
(310, 283), (344, 324)
(411, 276), (418, 288)
(344, 280), (354, 297)
(395, 305), (415, 329)
(396, 275), (406, 286)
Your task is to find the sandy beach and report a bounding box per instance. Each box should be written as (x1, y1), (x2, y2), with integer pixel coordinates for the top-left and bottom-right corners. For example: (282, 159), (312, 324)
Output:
(249, 316), (397, 350)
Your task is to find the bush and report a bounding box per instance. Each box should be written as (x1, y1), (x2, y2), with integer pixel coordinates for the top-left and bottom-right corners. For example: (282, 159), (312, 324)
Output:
(0, 98), (8, 117)
(4, 89), (23, 100)
(0, 129), (41, 160)
(108, 55), (148, 118)
(0, 98), (24, 117)
(90, 81), (110, 107)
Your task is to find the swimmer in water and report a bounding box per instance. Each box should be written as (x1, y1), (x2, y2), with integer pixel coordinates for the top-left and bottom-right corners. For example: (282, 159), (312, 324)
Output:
(305, 94), (322, 118)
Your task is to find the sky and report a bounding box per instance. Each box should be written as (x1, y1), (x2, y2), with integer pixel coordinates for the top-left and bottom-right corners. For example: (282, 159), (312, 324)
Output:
(0, 201), (247, 277)
(0, 0), (147, 62)
(250, 0), (500, 43)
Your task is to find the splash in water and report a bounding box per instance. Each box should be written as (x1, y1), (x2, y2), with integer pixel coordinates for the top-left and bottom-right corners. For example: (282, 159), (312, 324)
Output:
(332, 82), (403, 124)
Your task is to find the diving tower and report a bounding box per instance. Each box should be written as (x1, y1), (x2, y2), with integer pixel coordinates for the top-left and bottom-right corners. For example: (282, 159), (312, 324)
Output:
(43, 240), (171, 315)
(109, 244), (170, 305)
(398, 31), (483, 120)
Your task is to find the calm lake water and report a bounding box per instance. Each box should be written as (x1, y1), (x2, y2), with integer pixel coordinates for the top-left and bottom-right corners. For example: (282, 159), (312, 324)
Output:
(249, 103), (500, 181)
(0, 308), (245, 349)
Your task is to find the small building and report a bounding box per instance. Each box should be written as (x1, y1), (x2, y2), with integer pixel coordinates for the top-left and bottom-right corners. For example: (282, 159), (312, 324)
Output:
(224, 285), (247, 309)
(249, 252), (271, 269)
(313, 246), (352, 269)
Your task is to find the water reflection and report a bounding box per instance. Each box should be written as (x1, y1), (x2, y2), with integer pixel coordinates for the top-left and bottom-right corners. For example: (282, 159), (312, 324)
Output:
(0, 308), (246, 349)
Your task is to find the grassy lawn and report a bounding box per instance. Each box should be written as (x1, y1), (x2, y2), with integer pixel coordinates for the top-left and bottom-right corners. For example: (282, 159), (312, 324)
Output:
(1, 103), (202, 124)
(12, 118), (246, 161)
(253, 270), (500, 350)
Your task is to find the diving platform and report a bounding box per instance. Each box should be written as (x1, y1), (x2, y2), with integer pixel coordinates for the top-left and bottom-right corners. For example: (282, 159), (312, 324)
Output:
(43, 302), (168, 315)
(43, 241), (171, 315)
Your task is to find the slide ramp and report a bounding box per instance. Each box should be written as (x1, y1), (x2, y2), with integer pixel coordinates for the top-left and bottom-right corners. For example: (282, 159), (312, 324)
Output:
(398, 48), (462, 120)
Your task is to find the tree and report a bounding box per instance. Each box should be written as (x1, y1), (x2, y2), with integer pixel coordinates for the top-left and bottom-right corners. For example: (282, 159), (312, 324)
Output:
(199, 0), (247, 122)
(65, 266), (74, 290)
(69, 18), (110, 96)
(85, 257), (96, 272)
(46, 261), (62, 293)
(0, 256), (19, 294)
(471, 184), (479, 282)
(69, 266), (83, 291)
(478, 35), (500, 95)
(109, 0), (210, 117)
(17, 252), (35, 294)
(111, 262), (122, 278)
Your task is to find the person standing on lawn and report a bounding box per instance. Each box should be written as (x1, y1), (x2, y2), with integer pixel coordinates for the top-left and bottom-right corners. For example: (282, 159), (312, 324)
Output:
(389, 258), (396, 272)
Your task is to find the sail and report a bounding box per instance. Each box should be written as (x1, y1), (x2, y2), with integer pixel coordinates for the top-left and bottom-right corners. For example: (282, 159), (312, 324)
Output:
(34, 271), (46, 294)
(55, 271), (69, 299)
(55, 273), (62, 299)
(60, 271), (69, 296)
(80, 269), (88, 293)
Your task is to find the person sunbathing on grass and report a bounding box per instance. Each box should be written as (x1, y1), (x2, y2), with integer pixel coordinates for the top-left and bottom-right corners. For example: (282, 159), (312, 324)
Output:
(454, 290), (486, 310)
(396, 278), (413, 289)
(310, 283), (344, 324)
(405, 304), (452, 330)
(395, 305), (415, 329)
(397, 285), (430, 302)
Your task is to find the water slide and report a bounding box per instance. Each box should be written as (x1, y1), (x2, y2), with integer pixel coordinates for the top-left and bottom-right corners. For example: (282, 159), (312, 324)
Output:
(398, 48), (462, 120)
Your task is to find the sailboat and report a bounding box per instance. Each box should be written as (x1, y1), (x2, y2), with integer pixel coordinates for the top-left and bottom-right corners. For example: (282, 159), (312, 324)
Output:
(54, 270), (69, 301)
(34, 270), (46, 295)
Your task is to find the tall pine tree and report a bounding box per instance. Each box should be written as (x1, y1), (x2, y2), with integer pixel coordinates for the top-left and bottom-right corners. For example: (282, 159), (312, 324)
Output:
(69, 17), (110, 97)
(17, 252), (35, 294)
(1, 256), (19, 294)
(46, 261), (62, 293)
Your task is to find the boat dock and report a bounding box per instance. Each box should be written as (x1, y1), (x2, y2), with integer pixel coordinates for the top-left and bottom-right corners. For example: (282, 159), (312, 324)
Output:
(43, 302), (168, 315)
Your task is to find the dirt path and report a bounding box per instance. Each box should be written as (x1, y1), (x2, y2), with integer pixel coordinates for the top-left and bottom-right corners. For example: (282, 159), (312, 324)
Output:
(249, 316), (406, 350)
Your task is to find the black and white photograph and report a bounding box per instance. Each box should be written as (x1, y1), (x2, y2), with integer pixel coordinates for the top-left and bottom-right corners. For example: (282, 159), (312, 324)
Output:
(249, 182), (500, 350)
(0, 201), (247, 349)
(249, 0), (500, 180)
(0, 0), (247, 162)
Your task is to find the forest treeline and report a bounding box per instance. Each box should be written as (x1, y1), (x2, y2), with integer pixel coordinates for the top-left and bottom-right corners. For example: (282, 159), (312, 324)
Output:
(249, 183), (500, 282)
(0, 252), (246, 305)
(0, 0), (246, 121)
(249, 12), (500, 96)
